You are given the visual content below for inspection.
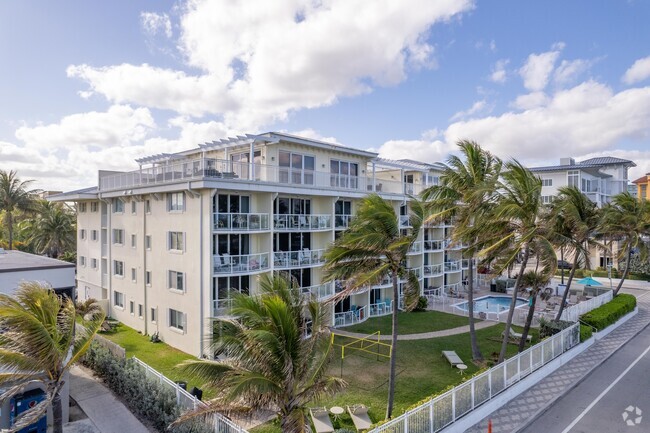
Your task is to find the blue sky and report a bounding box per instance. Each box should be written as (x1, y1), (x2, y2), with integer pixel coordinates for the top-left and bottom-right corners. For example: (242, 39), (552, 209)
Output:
(1, 0), (650, 190)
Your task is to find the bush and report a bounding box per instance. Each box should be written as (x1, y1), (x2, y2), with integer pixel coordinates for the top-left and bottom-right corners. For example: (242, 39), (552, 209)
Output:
(538, 318), (573, 339)
(579, 324), (593, 342)
(414, 296), (428, 311)
(580, 294), (636, 331)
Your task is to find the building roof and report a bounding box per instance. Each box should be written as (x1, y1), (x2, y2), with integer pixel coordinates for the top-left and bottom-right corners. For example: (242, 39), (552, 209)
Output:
(529, 156), (635, 174)
(0, 250), (75, 273)
(632, 175), (650, 185)
(578, 157), (636, 166)
(48, 186), (99, 202)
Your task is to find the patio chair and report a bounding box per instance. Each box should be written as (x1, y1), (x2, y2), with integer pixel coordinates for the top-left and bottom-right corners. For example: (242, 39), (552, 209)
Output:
(309, 407), (334, 433)
(442, 350), (464, 368)
(347, 405), (372, 431)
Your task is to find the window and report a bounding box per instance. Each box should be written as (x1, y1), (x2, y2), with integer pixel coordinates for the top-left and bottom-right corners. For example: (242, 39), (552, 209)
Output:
(330, 159), (359, 189)
(113, 260), (124, 277)
(425, 174), (439, 186)
(168, 231), (184, 251)
(79, 256), (86, 267)
(169, 270), (185, 292)
(542, 178), (553, 187)
(541, 195), (555, 204)
(131, 201), (137, 214)
(151, 307), (157, 323)
(335, 200), (352, 229)
(213, 276), (250, 307)
(145, 235), (152, 250)
(145, 271), (152, 286)
(278, 150), (315, 185)
(169, 308), (185, 332)
(79, 203), (87, 212)
(568, 170), (580, 188)
(91, 258), (98, 269)
(138, 304), (143, 318)
(168, 192), (185, 212)
(129, 301), (134, 315)
(113, 291), (124, 308)
(91, 230), (98, 241)
(145, 199), (151, 214)
(91, 202), (98, 212)
(79, 229), (86, 240)
(214, 194), (250, 214)
(131, 234), (137, 248)
(112, 229), (124, 245)
(131, 267), (137, 283)
(275, 197), (311, 215)
(113, 198), (124, 213)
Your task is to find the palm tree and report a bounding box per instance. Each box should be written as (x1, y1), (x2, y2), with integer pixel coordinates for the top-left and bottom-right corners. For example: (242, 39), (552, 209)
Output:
(0, 170), (39, 250)
(422, 140), (502, 362)
(322, 194), (424, 419)
(22, 200), (76, 258)
(549, 187), (602, 319)
(0, 282), (104, 433)
(480, 161), (556, 361)
(176, 274), (345, 433)
(599, 192), (650, 295)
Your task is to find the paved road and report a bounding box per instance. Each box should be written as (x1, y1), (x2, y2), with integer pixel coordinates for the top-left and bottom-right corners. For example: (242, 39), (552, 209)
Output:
(521, 316), (650, 433)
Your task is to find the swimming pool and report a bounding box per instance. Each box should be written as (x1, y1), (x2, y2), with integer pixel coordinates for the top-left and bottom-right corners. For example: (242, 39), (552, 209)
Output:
(454, 295), (527, 313)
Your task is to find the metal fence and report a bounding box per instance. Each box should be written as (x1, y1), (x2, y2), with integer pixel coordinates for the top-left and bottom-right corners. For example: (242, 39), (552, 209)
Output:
(132, 357), (249, 433)
(560, 290), (613, 322)
(369, 322), (580, 433)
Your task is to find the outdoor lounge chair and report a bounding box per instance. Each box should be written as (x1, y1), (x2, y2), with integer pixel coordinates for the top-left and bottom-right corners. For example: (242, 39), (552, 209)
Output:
(347, 405), (372, 431)
(442, 350), (464, 368)
(310, 407), (334, 433)
(502, 327), (532, 342)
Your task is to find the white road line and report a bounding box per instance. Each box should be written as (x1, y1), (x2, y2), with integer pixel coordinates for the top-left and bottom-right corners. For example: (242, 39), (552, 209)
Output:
(561, 343), (650, 433)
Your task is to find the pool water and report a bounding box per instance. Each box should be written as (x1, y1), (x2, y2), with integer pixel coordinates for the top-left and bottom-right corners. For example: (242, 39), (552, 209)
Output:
(454, 296), (527, 313)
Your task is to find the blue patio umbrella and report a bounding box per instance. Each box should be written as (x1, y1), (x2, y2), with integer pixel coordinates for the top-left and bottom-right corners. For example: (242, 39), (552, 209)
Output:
(576, 276), (603, 286)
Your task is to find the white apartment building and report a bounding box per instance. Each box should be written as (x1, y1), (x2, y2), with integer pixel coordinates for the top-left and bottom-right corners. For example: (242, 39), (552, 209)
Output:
(53, 133), (469, 356)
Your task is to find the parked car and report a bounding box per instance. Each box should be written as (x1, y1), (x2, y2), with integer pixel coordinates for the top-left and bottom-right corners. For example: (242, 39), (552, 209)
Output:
(557, 260), (572, 269)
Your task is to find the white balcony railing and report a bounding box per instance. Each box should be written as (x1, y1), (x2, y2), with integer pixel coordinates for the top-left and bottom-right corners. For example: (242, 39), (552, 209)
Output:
(369, 300), (394, 317)
(444, 260), (462, 272)
(212, 298), (234, 316)
(273, 214), (332, 230)
(334, 306), (368, 327)
(444, 282), (463, 294)
(408, 241), (423, 254)
(214, 213), (270, 231)
(301, 283), (335, 301)
(335, 214), (353, 230)
(273, 249), (326, 269)
(213, 253), (270, 274)
(424, 240), (445, 251)
(424, 263), (444, 277)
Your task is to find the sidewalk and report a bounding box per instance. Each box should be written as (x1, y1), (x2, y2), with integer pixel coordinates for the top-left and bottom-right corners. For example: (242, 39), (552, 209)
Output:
(465, 291), (650, 433)
(65, 366), (151, 433)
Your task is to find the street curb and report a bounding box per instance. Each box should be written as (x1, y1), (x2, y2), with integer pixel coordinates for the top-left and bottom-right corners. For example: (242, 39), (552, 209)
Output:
(512, 306), (648, 433)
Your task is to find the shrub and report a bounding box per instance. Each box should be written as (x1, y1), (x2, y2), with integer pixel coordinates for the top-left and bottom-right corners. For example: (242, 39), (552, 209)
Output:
(414, 296), (428, 311)
(580, 294), (636, 331)
(579, 324), (593, 342)
(538, 318), (573, 339)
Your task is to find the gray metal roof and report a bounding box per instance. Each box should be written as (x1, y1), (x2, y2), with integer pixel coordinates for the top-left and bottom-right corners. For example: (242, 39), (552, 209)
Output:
(529, 156), (635, 173)
(0, 250), (75, 273)
(578, 157), (636, 166)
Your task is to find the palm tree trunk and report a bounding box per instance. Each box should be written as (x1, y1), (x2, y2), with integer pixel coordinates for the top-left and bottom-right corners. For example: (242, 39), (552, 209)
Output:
(467, 256), (482, 361)
(385, 269), (399, 420)
(7, 211), (13, 250)
(498, 245), (530, 363)
(614, 245), (632, 296)
(52, 391), (63, 433)
(555, 255), (579, 320)
(518, 291), (538, 352)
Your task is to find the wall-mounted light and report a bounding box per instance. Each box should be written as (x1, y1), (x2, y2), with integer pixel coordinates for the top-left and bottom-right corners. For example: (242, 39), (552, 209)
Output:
(271, 156), (275, 161)
(322, 164), (326, 168)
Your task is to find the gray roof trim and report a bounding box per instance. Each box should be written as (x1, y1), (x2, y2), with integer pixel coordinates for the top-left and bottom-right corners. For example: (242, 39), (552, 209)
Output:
(266, 132), (378, 158)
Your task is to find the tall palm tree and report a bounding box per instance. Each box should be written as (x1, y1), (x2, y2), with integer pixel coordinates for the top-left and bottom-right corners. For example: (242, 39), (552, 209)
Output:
(0, 282), (104, 433)
(599, 192), (650, 295)
(322, 194), (424, 419)
(22, 200), (76, 258)
(0, 170), (39, 250)
(549, 187), (602, 319)
(480, 161), (556, 361)
(422, 140), (502, 362)
(176, 274), (345, 433)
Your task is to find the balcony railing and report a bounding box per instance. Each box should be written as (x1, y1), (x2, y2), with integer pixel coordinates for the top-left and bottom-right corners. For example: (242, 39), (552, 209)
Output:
(423, 264), (444, 277)
(399, 215), (411, 228)
(369, 300), (394, 317)
(212, 298), (234, 316)
(334, 214), (353, 230)
(444, 282), (463, 294)
(334, 306), (368, 327)
(274, 249), (326, 269)
(444, 260), (462, 272)
(213, 253), (270, 274)
(461, 259), (470, 269)
(214, 213), (270, 231)
(423, 240), (444, 251)
(408, 241), (423, 254)
(301, 283), (335, 301)
(273, 214), (332, 231)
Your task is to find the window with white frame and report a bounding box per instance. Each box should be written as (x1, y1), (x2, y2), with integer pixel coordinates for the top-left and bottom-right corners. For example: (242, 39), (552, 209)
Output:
(114, 291), (124, 308)
(131, 201), (137, 214)
(113, 260), (124, 277)
(168, 231), (184, 251)
(131, 267), (137, 282)
(542, 178), (553, 187)
(168, 192), (185, 212)
(541, 195), (555, 204)
(145, 271), (151, 286)
(112, 229), (124, 245)
(91, 230), (98, 241)
(91, 258), (98, 269)
(568, 170), (580, 188)
(131, 234), (136, 248)
(79, 256), (86, 267)
(151, 307), (157, 323)
(138, 304), (143, 318)
(278, 150), (315, 185)
(145, 235), (152, 250)
(113, 198), (124, 213)
(91, 202), (98, 212)
(79, 203), (87, 212)
(168, 308), (185, 332)
(79, 229), (86, 240)
(129, 301), (134, 315)
(169, 270), (185, 292)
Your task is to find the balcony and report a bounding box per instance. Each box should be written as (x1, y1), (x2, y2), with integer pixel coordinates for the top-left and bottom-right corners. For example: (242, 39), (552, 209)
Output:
(461, 259), (470, 269)
(443, 239), (467, 250)
(444, 282), (463, 294)
(334, 214), (352, 230)
(214, 213), (270, 231)
(213, 253), (270, 274)
(301, 283), (335, 301)
(369, 300), (394, 317)
(444, 260), (462, 272)
(423, 240), (444, 252)
(334, 306), (368, 327)
(273, 214), (332, 231)
(274, 249), (326, 269)
(399, 215), (412, 228)
(408, 241), (423, 254)
(423, 264), (444, 277)
(212, 298), (234, 316)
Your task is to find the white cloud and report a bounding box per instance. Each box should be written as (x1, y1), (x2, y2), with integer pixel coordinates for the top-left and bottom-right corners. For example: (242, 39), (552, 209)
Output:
(553, 59), (593, 86)
(519, 44), (564, 91)
(622, 56), (650, 85)
(490, 59), (509, 83)
(511, 91), (549, 110)
(450, 100), (487, 121)
(374, 137), (452, 164)
(68, 0), (474, 129)
(141, 12), (172, 38)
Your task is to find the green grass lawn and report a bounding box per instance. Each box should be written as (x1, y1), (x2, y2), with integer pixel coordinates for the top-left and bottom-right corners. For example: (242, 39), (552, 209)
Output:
(340, 310), (475, 335)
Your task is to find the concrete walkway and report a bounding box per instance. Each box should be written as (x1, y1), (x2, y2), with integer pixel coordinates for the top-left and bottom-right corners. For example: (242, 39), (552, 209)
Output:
(465, 289), (650, 433)
(66, 366), (151, 433)
(334, 319), (497, 341)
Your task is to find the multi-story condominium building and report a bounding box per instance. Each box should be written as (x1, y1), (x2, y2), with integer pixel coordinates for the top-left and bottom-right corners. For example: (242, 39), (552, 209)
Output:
(53, 133), (469, 356)
(632, 173), (650, 200)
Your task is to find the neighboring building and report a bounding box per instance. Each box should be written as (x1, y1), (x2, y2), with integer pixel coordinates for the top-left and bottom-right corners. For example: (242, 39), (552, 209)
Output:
(627, 183), (638, 198)
(51, 132), (467, 356)
(0, 249), (76, 298)
(632, 173), (650, 200)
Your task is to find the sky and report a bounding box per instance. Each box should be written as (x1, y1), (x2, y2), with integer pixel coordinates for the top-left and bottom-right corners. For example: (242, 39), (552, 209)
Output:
(1, 0), (650, 191)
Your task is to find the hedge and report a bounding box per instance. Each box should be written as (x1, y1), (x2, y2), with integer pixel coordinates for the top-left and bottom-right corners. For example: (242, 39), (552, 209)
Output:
(579, 324), (593, 342)
(580, 294), (636, 331)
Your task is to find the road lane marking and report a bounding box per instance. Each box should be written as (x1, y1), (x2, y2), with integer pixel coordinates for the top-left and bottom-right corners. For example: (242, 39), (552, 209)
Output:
(561, 343), (650, 433)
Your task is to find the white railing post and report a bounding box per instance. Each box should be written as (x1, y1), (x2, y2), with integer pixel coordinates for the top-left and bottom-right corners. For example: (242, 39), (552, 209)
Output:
(452, 390), (456, 422)
(488, 370), (492, 398)
(429, 401), (434, 433)
(503, 362), (507, 389)
(471, 380), (475, 409)
(404, 414), (409, 433)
